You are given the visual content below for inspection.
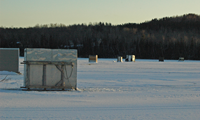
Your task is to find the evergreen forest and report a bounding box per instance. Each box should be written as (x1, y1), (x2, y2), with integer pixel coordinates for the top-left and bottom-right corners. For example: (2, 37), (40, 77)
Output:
(0, 13), (200, 60)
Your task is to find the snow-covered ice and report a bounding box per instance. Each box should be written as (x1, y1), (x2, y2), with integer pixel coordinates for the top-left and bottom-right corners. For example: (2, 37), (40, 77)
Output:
(0, 57), (200, 120)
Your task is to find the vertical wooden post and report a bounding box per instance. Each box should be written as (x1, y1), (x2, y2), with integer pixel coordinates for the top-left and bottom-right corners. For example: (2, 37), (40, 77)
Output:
(61, 65), (65, 90)
(43, 64), (46, 90)
(26, 64), (30, 88)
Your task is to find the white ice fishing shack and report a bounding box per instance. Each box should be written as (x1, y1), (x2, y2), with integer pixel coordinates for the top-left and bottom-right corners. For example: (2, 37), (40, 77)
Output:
(22, 48), (77, 90)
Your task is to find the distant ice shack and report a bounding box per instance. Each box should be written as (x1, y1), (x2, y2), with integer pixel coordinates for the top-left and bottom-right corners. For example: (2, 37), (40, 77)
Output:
(22, 48), (77, 90)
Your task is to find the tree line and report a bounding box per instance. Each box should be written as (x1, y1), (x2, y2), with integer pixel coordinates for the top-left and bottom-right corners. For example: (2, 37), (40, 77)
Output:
(0, 13), (200, 60)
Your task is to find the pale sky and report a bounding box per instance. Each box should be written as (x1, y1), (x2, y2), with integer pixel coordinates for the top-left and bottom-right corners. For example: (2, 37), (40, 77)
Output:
(0, 0), (199, 27)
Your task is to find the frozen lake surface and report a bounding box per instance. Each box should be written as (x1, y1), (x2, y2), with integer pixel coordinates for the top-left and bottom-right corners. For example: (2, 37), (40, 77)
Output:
(0, 58), (200, 120)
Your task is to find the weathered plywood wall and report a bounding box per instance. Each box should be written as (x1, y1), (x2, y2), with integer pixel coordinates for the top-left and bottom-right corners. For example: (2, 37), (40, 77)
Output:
(0, 48), (19, 73)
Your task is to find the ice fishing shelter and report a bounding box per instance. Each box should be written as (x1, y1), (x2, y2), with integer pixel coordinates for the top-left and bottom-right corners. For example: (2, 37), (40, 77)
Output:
(159, 57), (164, 62)
(125, 55), (135, 62)
(22, 48), (77, 90)
(0, 48), (19, 73)
(117, 56), (123, 62)
(178, 57), (184, 61)
(89, 55), (98, 63)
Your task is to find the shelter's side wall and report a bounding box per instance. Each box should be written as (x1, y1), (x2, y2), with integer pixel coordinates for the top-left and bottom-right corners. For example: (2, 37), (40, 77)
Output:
(0, 48), (19, 72)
